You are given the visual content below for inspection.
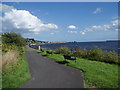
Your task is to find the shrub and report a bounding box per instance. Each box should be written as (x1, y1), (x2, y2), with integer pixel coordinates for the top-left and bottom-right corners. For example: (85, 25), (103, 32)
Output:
(54, 47), (72, 55)
(104, 51), (118, 64)
(86, 46), (104, 61)
(73, 48), (84, 57)
(2, 32), (26, 55)
(46, 49), (53, 54)
(47, 49), (52, 52)
(2, 44), (18, 53)
(2, 44), (24, 55)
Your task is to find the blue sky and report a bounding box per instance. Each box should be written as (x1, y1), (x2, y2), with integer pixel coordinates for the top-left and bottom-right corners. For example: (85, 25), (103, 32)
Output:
(1, 2), (118, 42)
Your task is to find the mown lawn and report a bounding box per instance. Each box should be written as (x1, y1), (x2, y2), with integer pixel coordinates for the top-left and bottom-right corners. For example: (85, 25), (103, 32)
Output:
(2, 53), (31, 88)
(36, 49), (119, 88)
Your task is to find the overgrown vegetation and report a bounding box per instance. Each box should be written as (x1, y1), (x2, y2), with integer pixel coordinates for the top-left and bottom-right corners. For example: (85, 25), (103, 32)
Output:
(52, 46), (119, 65)
(2, 32), (31, 88)
(54, 47), (72, 55)
(2, 50), (19, 73)
(36, 49), (119, 88)
(2, 32), (27, 47)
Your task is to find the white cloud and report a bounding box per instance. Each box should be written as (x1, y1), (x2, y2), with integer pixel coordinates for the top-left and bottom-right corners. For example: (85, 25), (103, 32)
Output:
(80, 31), (85, 35)
(1, 4), (58, 34)
(111, 19), (118, 26)
(68, 31), (77, 34)
(67, 25), (77, 29)
(80, 24), (111, 35)
(80, 19), (118, 35)
(93, 8), (102, 14)
(84, 24), (110, 32)
(111, 19), (119, 31)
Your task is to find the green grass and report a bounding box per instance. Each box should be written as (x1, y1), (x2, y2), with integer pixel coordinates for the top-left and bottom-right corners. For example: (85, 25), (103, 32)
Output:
(2, 53), (31, 88)
(37, 49), (119, 88)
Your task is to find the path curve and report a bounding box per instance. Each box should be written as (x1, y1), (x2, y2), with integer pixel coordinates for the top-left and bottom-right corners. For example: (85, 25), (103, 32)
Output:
(21, 47), (84, 88)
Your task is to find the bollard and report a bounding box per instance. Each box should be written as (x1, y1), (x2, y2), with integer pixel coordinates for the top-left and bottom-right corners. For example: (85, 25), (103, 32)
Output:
(38, 46), (41, 50)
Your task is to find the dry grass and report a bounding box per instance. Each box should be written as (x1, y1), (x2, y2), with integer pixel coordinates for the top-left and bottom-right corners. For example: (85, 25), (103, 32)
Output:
(2, 50), (31, 88)
(2, 50), (19, 71)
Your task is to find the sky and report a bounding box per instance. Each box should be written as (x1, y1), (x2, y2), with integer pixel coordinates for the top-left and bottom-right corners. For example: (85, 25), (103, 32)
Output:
(0, 2), (119, 42)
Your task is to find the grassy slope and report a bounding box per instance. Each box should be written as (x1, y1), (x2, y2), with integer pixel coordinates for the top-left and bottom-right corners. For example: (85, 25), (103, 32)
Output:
(36, 50), (119, 88)
(2, 53), (31, 88)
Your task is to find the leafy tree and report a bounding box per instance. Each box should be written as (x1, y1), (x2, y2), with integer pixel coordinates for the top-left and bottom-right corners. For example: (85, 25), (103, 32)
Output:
(2, 32), (27, 46)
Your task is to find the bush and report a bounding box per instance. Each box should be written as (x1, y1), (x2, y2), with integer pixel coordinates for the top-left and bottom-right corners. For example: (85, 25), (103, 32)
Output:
(2, 44), (17, 53)
(86, 46), (104, 61)
(2, 32), (26, 54)
(73, 48), (84, 57)
(46, 49), (53, 54)
(54, 47), (72, 55)
(104, 51), (118, 64)
(85, 47), (119, 64)
(2, 44), (24, 55)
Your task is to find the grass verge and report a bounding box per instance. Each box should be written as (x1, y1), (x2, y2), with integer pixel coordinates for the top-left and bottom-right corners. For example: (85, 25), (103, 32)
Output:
(36, 49), (119, 88)
(2, 52), (31, 88)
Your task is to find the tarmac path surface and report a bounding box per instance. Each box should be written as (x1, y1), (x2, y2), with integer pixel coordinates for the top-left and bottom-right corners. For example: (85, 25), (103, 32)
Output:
(21, 47), (84, 88)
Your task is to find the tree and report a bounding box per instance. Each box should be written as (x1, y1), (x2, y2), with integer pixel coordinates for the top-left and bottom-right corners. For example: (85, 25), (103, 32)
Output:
(2, 32), (26, 46)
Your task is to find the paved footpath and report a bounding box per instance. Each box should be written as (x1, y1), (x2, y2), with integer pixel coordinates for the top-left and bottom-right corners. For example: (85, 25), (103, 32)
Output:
(21, 47), (84, 88)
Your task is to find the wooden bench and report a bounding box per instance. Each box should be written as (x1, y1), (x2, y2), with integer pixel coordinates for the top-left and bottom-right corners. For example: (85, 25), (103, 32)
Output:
(63, 55), (76, 62)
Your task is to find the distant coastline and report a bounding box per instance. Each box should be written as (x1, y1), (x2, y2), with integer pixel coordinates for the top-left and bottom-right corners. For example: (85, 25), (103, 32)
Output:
(29, 40), (119, 54)
(27, 38), (119, 45)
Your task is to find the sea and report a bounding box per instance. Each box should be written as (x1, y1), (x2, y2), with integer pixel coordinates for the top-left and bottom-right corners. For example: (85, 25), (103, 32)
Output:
(34, 40), (119, 54)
